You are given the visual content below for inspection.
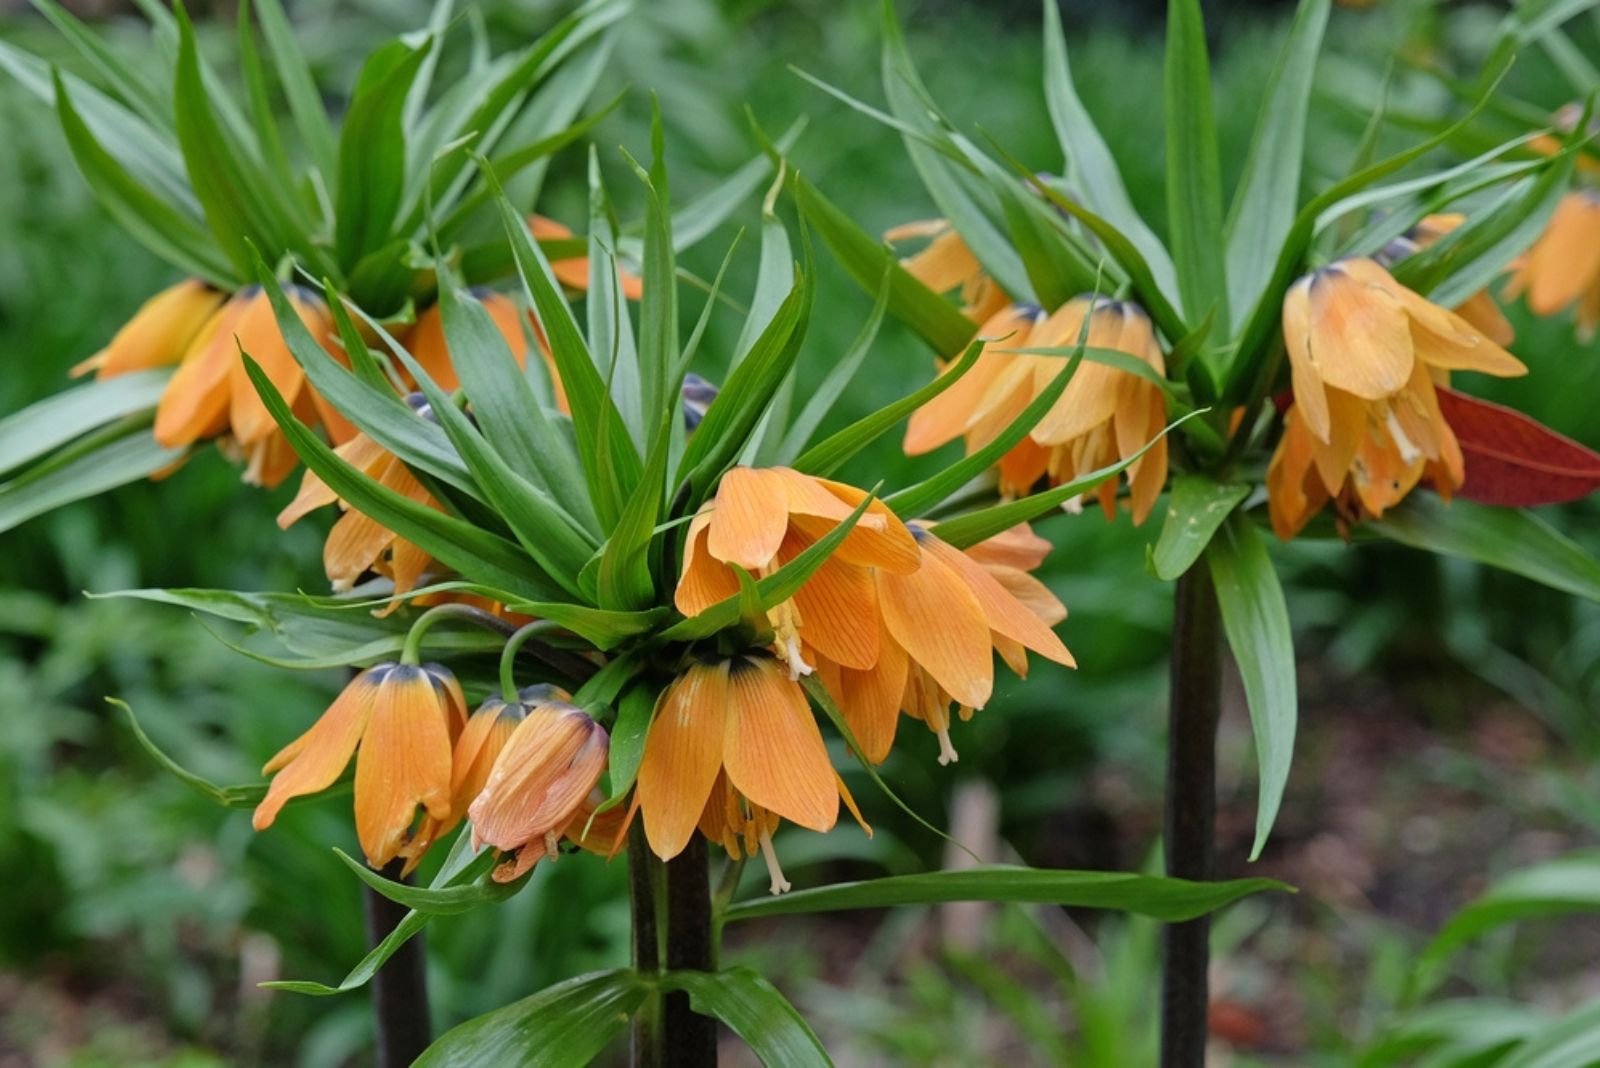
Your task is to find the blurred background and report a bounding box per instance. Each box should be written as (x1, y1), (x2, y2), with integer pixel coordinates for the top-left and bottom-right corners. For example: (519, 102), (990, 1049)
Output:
(3, 0), (1600, 1064)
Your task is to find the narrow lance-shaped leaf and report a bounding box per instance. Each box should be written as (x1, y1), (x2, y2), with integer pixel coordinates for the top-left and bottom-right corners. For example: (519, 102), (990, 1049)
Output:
(661, 969), (835, 1068)
(0, 420), (183, 536)
(251, 0), (337, 179)
(1041, 0), (1178, 298)
(335, 39), (431, 266)
(1164, 0), (1228, 330)
(1205, 512), (1296, 861)
(413, 970), (650, 1067)
(791, 171), (977, 357)
(1371, 495), (1600, 603)
(723, 865), (1290, 923)
(0, 369), (171, 478)
(1223, 0), (1330, 328)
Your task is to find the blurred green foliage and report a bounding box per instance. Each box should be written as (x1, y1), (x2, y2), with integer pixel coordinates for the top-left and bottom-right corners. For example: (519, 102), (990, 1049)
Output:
(3, 0), (1600, 1064)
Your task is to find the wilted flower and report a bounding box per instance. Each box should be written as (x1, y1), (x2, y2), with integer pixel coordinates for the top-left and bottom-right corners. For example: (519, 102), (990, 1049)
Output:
(635, 653), (860, 892)
(71, 278), (224, 378)
(1504, 191), (1600, 340)
(1268, 257), (1527, 537)
(253, 662), (466, 869)
(469, 700), (611, 882)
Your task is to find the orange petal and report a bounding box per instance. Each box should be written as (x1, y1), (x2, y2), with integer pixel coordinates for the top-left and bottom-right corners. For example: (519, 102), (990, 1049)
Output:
(1283, 275), (1330, 442)
(152, 297), (249, 447)
(89, 279), (224, 379)
(921, 535), (1074, 668)
(253, 666), (384, 829)
(879, 544), (993, 708)
(229, 290), (310, 446)
(675, 510), (740, 616)
(353, 664), (454, 867)
(1309, 262), (1414, 402)
(637, 663), (729, 860)
(722, 656), (837, 833)
(836, 627), (907, 764)
(707, 466), (790, 570)
(961, 522), (1052, 572)
(780, 531), (881, 671)
(469, 704), (605, 852)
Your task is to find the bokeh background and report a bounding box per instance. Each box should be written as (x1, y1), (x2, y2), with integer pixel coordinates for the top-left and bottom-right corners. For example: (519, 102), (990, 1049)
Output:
(3, 0), (1600, 1064)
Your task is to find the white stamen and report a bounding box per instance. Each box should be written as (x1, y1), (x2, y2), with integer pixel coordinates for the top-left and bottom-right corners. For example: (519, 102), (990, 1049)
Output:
(935, 725), (960, 766)
(1385, 409), (1422, 464)
(783, 635), (814, 681)
(758, 828), (791, 895)
(1060, 494), (1085, 516)
(544, 831), (561, 859)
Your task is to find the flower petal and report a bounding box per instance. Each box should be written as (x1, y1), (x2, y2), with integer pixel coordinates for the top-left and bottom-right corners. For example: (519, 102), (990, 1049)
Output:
(637, 663), (728, 860)
(879, 546), (993, 708)
(707, 466), (790, 570)
(352, 664), (454, 867)
(254, 667), (384, 829)
(722, 656), (838, 833)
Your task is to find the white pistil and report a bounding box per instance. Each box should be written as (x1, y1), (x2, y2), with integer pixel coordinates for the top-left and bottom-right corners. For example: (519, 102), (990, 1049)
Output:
(1385, 409), (1422, 463)
(782, 634), (814, 681)
(758, 828), (791, 895)
(935, 725), (960, 766)
(544, 831), (561, 860)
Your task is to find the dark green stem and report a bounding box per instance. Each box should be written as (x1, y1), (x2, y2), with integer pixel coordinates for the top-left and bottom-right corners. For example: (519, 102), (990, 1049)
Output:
(663, 837), (717, 1067)
(1161, 565), (1222, 1068)
(364, 859), (431, 1066)
(629, 833), (663, 1068)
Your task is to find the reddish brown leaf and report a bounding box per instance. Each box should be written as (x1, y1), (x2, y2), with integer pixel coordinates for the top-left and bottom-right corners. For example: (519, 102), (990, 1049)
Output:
(1437, 386), (1600, 506)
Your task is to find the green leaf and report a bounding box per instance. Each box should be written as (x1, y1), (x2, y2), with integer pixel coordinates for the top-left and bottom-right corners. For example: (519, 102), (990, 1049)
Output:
(104, 586), (507, 666)
(584, 150), (644, 444)
(929, 409), (1205, 548)
(878, 3), (1033, 303)
(0, 420), (183, 535)
(385, 331), (598, 600)
(1371, 495), (1600, 603)
(775, 270), (892, 464)
(334, 848), (527, 914)
(1497, 998), (1600, 1068)
(790, 171), (976, 357)
(1151, 477), (1250, 582)
(251, 0), (337, 179)
(266, 830), (491, 996)
(1222, 0), (1330, 328)
(596, 410), (672, 611)
(1040, 0), (1177, 298)
(1164, 0), (1228, 329)
(31, 0), (171, 131)
(885, 343), (1083, 519)
(676, 270), (809, 499)
(723, 865), (1289, 923)
(435, 274), (598, 532)
(594, 681), (659, 814)
(335, 40), (431, 266)
(662, 968), (833, 1068)
(113, 698), (272, 808)
(53, 73), (234, 283)
(0, 370), (170, 477)
(242, 356), (564, 602)
(492, 166), (641, 526)
(792, 337), (984, 479)
(414, 969), (650, 1067)
(663, 120), (799, 253)
(1357, 999), (1545, 1068)
(1415, 851), (1600, 993)
(1205, 513), (1296, 861)
(632, 109), (676, 451)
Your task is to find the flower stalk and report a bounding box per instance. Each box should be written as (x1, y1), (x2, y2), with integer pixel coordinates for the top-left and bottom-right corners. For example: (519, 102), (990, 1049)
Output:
(363, 862), (433, 1065)
(1160, 565), (1223, 1068)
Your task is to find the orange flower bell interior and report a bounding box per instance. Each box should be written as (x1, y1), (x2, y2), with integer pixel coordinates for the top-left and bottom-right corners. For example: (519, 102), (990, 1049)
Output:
(1268, 257), (1528, 537)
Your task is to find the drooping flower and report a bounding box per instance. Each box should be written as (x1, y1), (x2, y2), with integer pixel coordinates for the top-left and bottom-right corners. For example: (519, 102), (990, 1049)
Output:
(886, 218), (1010, 325)
(71, 279), (224, 378)
(1388, 214), (1515, 345)
(675, 465), (920, 678)
(634, 653), (861, 892)
(277, 399), (438, 597)
(253, 662), (466, 869)
(152, 284), (354, 487)
(813, 522), (1073, 766)
(1503, 191), (1600, 340)
(1267, 257), (1527, 537)
(905, 298), (1170, 522)
(468, 699), (611, 882)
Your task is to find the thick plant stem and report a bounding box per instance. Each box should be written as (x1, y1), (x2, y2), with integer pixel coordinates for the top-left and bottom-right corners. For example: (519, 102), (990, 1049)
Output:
(363, 860), (431, 1067)
(629, 833), (663, 1068)
(663, 837), (717, 1067)
(1161, 565), (1222, 1068)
